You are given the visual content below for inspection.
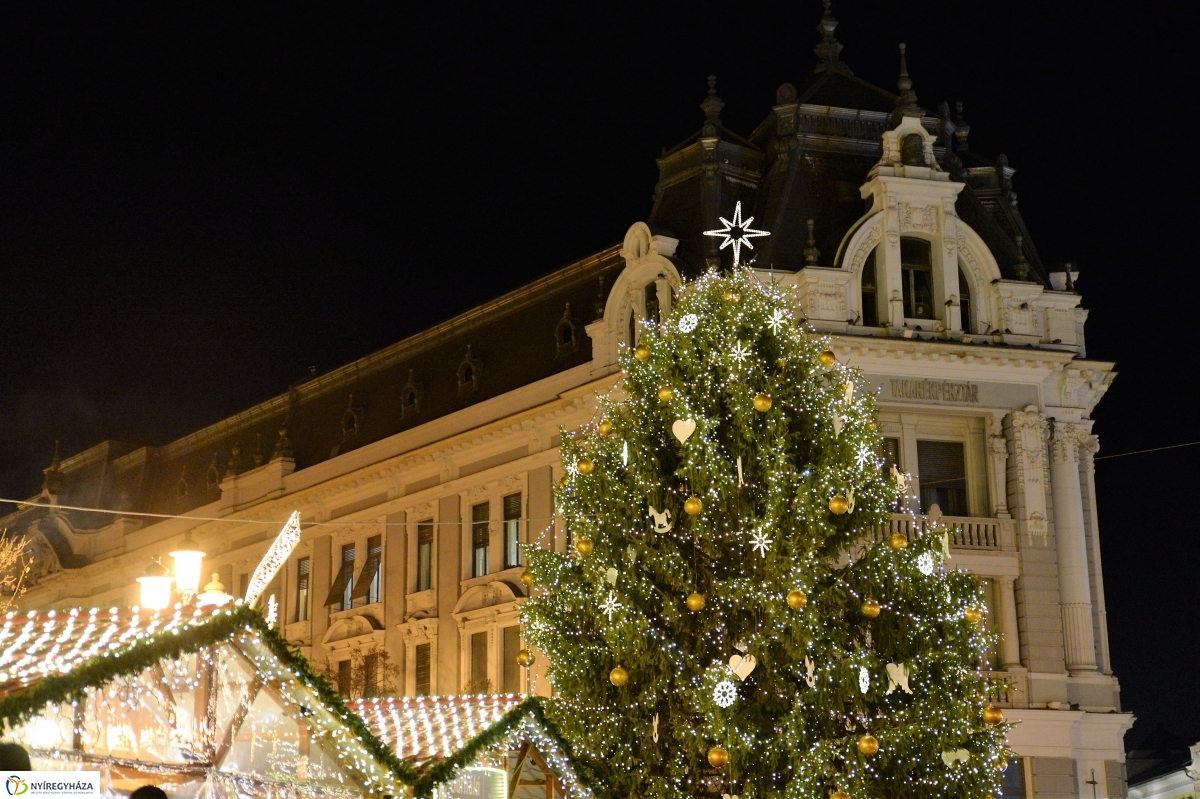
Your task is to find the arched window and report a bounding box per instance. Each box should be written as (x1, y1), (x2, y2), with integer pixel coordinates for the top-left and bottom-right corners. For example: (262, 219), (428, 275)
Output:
(628, 311), (636, 347)
(958, 268), (973, 333)
(644, 282), (660, 325)
(901, 238), (934, 320)
(860, 250), (878, 327)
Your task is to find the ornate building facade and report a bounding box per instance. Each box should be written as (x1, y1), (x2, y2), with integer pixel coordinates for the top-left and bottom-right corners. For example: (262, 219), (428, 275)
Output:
(4, 6), (1131, 797)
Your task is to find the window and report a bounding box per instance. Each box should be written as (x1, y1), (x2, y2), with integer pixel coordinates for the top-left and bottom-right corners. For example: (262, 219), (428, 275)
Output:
(471, 502), (490, 578)
(878, 437), (901, 474)
(363, 652), (380, 696)
(901, 238), (934, 320)
(295, 557), (310, 622)
(917, 440), (968, 516)
(959, 268), (973, 333)
(337, 660), (352, 697)
(998, 758), (1027, 799)
(644, 282), (660, 325)
(352, 535), (383, 605)
(860, 250), (878, 327)
(470, 631), (489, 690)
(502, 626), (521, 694)
(238, 573), (249, 601)
(414, 643), (431, 696)
(416, 521), (433, 591)
(324, 543), (356, 610)
(503, 493), (522, 569)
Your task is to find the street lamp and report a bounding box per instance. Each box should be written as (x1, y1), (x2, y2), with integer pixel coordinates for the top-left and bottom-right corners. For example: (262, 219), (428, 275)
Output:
(196, 573), (234, 608)
(169, 530), (206, 603)
(137, 558), (174, 611)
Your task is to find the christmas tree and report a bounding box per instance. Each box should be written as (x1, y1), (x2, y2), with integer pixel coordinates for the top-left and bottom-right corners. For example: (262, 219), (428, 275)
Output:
(522, 266), (1010, 799)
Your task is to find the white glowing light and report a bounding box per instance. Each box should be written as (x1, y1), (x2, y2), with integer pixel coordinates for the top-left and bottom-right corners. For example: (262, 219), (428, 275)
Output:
(703, 201), (770, 267)
(767, 308), (787, 334)
(244, 511), (303, 607)
(600, 592), (619, 620)
(137, 561), (174, 611)
(169, 529), (206, 598)
(859, 666), (870, 694)
(713, 680), (737, 708)
(917, 552), (936, 576)
(622, 440), (629, 466)
(855, 444), (873, 469)
(678, 313), (699, 333)
(749, 529), (772, 558)
(728, 341), (751, 365)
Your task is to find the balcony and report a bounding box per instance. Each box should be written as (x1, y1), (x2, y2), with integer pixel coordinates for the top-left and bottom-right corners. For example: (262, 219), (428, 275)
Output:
(872, 513), (1017, 552)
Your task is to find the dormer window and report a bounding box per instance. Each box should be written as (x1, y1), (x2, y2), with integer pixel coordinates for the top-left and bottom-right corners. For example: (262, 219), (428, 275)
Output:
(457, 346), (482, 395)
(400, 369), (422, 419)
(860, 250), (879, 327)
(901, 238), (934, 320)
(555, 303), (581, 358)
(958, 269), (973, 333)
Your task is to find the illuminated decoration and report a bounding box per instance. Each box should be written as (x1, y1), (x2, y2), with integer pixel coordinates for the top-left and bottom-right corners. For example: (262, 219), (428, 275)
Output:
(168, 529), (206, 601)
(917, 552), (936, 576)
(702, 201), (770, 267)
(522, 268), (1009, 799)
(136, 558), (173, 610)
(599, 593), (619, 621)
(677, 313), (698, 333)
(244, 511), (303, 607)
(196, 573), (234, 607)
(713, 680), (737, 708)
(266, 594), (279, 626)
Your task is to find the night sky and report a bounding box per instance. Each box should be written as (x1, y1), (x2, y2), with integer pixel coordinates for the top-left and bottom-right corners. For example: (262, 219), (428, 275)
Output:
(1, 1), (1194, 746)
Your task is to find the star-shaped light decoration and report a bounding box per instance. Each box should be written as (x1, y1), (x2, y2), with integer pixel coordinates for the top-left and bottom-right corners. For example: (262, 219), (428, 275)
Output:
(703, 201), (770, 268)
(729, 341), (751, 365)
(855, 444), (874, 470)
(767, 309), (788, 334)
(600, 592), (620, 620)
(749, 528), (773, 558)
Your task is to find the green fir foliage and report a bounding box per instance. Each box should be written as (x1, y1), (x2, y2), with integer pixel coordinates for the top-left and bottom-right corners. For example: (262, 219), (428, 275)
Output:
(522, 269), (1010, 799)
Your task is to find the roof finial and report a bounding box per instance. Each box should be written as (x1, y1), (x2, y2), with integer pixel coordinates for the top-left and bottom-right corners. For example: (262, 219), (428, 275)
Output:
(891, 43), (926, 123)
(812, 0), (853, 76)
(1014, 235), (1030, 281)
(954, 101), (971, 152)
(804, 219), (821, 266)
(700, 75), (725, 126)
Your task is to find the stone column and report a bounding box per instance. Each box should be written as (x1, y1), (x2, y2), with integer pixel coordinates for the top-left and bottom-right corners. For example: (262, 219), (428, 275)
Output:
(996, 576), (1022, 669)
(986, 412), (1011, 518)
(1049, 421), (1097, 672)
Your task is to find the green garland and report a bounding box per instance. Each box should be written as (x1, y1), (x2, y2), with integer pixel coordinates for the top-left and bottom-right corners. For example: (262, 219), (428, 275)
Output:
(0, 605), (592, 797)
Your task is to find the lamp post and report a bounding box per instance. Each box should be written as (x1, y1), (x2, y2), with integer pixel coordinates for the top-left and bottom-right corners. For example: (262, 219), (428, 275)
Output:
(136, 558), (174, 611)
(196, 573), (234, 607)
(169, 530), (206, 603)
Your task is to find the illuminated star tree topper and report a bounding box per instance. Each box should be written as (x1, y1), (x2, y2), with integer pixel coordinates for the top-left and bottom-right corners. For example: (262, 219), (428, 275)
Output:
(703, 200), (770, 268)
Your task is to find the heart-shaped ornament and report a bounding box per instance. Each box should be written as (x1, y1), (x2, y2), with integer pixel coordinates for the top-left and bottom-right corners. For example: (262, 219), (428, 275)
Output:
(672, 419), (697, 443)
(605, 568), (618, 586)
(729, 653), (757, 680)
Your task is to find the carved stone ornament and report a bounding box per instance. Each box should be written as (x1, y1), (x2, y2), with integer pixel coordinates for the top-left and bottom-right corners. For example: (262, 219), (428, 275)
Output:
(899, 203), (939, 234)
(850, 222), (882, 273)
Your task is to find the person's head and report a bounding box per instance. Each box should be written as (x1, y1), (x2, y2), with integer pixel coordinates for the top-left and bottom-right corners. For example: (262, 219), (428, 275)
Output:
(0, 742), (32, 770)
(129, 787), (168, 799)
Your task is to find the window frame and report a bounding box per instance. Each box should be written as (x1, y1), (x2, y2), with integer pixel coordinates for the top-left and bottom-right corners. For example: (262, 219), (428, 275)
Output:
(471, 501), (490, 578)
(900, 237), (935, 321)
(415, 520), (434, 592)
(294, 556), (310, 623)
(503, 492), (522, 569)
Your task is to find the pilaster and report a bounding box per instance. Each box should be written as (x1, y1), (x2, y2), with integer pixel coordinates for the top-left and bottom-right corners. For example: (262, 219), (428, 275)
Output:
(1048, 420), (1097, 673)
(986, 411), (1011, 518)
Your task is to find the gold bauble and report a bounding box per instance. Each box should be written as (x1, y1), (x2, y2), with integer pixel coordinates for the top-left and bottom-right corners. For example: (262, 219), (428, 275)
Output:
(828, 494), (849, 515)
(683, 495), (703, 516)
(964, 607), (983, 625)
(888, 532), (908, 550)
(658, 386), (675, 402)
(598, 419), (613, 435)
(867, 421), (877, 431)
(786, 589), (808, 610)
(832, 792), (850, 799)
(817, 349), (837, 367)
(609, 665), (629, 686)
(576, 457), (595, 475)
(520, 571), (535, 587)
(634, 343), (652, 361)
(707, 745), (729, 768)
(982, 704), (1004, 725)
(861, 599), (881, 619)
(575, 537), (594, 556)
(516, 648), (535, 667)
(722, 291), (740, 303)
(753, 393), (773, 412)
(857, 734), (879, 756)
(686, 592), (706, 612)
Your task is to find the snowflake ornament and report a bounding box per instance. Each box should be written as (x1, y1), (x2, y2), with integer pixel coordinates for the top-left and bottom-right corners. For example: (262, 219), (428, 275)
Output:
(859, 666), (870, 694)
(749, 528), (773, 558)
(767, 308), (787, 334)
(729, 341), (751, 365)
(600, 592), (620, 620)
(855, 444), (874, 469)
(678, 313), (699, 333)
(917, 552), (936, 576)
(703, 201), (770, 267)
(714, 680), (738, 708)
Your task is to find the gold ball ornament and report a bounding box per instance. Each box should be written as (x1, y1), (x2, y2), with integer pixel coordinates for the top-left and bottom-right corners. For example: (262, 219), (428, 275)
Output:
(516, 648), (535, 667)
(786, 589), (808, 610)
(634, 343), (652, 361)
(657, 386), (674, 402)
(982, 704), (1004, 725)
(832, 791), (851, 799)
(707, 745), (729, 768)
(722, 291), (740, 303)
(817, 349), (837, 367)
(683, 495), (704, 516)
(753, 393), (773, 412)
(686, 592), (706, 612)
(861, 599), (882, 619)
(576, 457), (595, 475)
(575, 537), (594, 556)
(609, 665), (629, 687)
(520, 571), (535, 587)
(828, 494), (849, 515)
(964, 607), (984, 625)
(598, 419), (613, 435)
(888, 532), (908, 550)
(857, 734), (879, 756)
